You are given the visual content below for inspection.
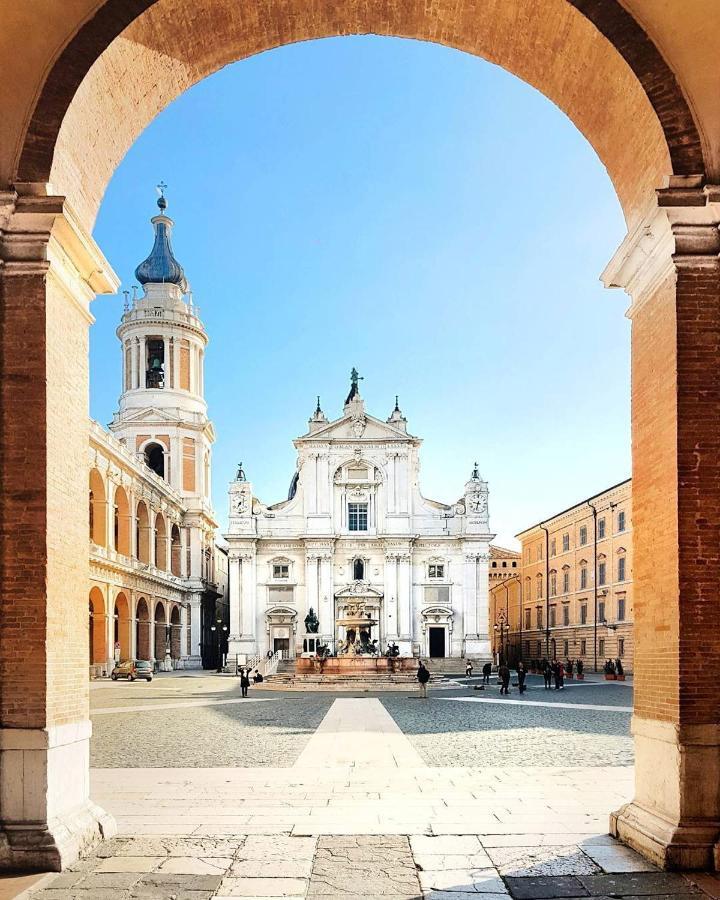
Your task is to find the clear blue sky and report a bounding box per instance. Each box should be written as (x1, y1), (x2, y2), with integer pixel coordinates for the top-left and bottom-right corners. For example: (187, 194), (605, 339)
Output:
(91, 36), (630, 549)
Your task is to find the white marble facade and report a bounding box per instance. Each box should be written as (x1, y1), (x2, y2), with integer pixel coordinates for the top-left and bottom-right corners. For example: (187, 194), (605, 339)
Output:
(225, 375), (494, 661)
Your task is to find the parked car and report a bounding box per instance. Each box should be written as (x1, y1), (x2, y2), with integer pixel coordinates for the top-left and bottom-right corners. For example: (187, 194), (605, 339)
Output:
(111, 660), (153, 682)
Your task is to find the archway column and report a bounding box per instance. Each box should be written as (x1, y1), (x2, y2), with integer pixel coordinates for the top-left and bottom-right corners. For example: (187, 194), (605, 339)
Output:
(604, 177), (720, 870)
(0, 188), (118, 870)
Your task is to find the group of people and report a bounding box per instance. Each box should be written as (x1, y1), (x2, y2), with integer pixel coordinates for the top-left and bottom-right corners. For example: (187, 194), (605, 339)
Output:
(541, 658), (566, 690)
(237, 665), (264, 697)
(604, 657), (624, 676)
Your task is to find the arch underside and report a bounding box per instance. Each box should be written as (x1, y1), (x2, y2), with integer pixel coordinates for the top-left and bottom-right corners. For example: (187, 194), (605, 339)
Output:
(19, 0), (700, 232)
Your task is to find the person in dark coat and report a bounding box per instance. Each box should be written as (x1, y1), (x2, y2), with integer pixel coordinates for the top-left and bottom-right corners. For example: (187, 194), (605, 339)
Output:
(516, 661), (527, 694)
(498, 662), (511, 695)
(417, 662), (431, 699)
(482, 662), (492, 684)
(542, 659), (552, 690)
(240, 667), (250, 698)
(553, 660), (564, 690)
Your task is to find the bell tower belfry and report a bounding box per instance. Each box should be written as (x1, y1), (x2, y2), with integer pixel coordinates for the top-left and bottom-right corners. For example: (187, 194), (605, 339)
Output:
(110, 191), (215, 506)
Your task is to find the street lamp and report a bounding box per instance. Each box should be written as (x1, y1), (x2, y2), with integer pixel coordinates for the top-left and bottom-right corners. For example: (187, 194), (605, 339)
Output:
(493, 610), (508, 665)
(209, 617), (228, 673)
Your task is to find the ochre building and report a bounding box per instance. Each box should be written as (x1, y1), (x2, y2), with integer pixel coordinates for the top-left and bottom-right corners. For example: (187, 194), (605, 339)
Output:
(499, 480), (633, 672)
(87, 196), (226, 675)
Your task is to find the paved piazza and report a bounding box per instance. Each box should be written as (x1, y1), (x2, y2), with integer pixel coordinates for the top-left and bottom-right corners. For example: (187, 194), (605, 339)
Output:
(27, 674), (716, 899)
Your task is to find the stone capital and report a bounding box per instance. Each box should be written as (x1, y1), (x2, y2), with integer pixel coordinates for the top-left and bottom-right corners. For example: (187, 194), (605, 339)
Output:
(602, 178), (720, 317)
(0, 187), (119, 318)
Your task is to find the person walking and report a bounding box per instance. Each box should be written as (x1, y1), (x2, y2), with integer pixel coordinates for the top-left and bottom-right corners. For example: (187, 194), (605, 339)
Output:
(498, 662), (511, 695)
(517, 660), (527, 695)
(465, 660), (473, 678)
(542, 659), (552, 690)
(482, 661), (492, 684)
(240, 667), (250, 698)
(417, 662), (430, 699)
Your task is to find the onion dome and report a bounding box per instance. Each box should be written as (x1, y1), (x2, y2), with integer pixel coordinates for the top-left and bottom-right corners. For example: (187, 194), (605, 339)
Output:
(134, 194), (188, 291)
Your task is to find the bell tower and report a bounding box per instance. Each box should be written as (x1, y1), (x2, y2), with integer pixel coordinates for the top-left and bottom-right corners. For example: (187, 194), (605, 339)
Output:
(110, 190), (215, 506)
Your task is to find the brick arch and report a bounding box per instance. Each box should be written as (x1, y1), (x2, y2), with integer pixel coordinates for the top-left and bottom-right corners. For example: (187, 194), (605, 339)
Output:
(13, 0), (704, 231)
(154, 600), (168, 661)
(170, 604), (181, 660)
(135, 597), (151, 661)
(88, 468), (106, 547)
(88, 586), (106, 666)
(113, 591), (131, 661)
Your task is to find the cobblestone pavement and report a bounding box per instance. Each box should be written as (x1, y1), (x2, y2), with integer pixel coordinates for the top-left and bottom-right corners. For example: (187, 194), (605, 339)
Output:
(18, 679), (720, 899)
(90, 675), (633, 769)
(28, 833), (718, 899)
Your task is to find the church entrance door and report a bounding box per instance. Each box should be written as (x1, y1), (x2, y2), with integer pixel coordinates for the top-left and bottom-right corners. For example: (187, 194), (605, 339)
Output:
(429, 627), (446, 658)
(273, 637), (290, 657)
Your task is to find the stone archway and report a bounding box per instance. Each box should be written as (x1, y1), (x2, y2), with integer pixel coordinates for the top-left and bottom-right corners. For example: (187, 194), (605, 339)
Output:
(114, 592), (132, 661)
(88, 587), (107, 672)
(0, 0), (719, 876)
(154, 601), (168, 662)
(170, 605), (181, 661)
(135, 597), (151, 662)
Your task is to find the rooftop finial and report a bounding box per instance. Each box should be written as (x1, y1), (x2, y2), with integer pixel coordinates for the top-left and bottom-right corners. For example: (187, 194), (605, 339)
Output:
(156, 180), (168, 211)
(236, 461), (246, 482)
(316, 395), (322, 414)
(471, 461), (480, 480)
(394, 395), (400, 412)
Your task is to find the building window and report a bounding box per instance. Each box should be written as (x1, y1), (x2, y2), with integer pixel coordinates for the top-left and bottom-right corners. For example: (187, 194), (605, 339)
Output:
(618, 510), (626, 532)
(429, 563), (445, 579)
(512, 561), (517, 568)
(599, 637), (605, 657)
(579, 525), (587, 546)
(524, 640), (530, 656)
(525, 608), (531, 630)
(536, 575), (543, 599)
(536, 545), (543, 562)
(598, 600), (606, 622)
(580, 566), (588, 589)
(146, 338), (165, 389)
(563, 639), (569, 656)
(618, 638), (625, 657)
(549, 572), (557, 597)
(492, 561), (497, 568)
(580, 638), (587, 656)
(348, 502), (368, 531)
(144, 442), (165, 478)
(536, 607), (542, 629)
(598, 518), (606, 539)
(353, 558), (365, 580)
(525, 578), (531, 601)
(618, 556), (626, 582)
(580, 603), (587, 625)
(550, 538), (556, 557)
(598, 561), (606, 585)
(617, 596), (626, 621)
(562, 571), (570, 593)
(562, 533), (570, 552)
(549, 606), (556, 627)
(562, 605), (569, 626)
(273, 563), (289, 579)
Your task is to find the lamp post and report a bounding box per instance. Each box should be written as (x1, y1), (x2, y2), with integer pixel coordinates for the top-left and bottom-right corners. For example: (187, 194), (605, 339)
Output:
(493, 610), (508, 665)
(209, 616), (228, 673)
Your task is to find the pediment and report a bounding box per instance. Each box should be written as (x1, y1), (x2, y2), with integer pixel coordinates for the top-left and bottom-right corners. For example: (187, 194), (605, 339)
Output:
(334, 583), (384, 599)
(265, 606), (297, 619)
(115, 406), (186, 426)
(298, 413), (415, 443)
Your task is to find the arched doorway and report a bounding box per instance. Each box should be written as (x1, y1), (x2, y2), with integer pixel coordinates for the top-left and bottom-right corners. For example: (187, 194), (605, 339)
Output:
(136, 501), (150, 563)
(154, 513), (167, 571)
(113, 485), (131, 555)
(0, 0), (717, 875)
(114, 592), (131, 661)
(88, 587), (107, 673)
(89, 468), (106, 546)
(154, 601), (168, 663)
(144, 442), (165, 478)
(170, 524), (182, 576)
(135, 597), (151, 661)
(170, 605), (181, 662)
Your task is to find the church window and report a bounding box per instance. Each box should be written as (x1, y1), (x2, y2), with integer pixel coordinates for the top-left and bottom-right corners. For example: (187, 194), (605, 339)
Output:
(348, 502), (368, 531)
(348, 467), (368, 481)
(146, 338), (165, 388)
(428, 564), (445, 579)
(144, 442), (165, 478)
(562, 533), (570, 552)
(353, 558), (365, 580)
(562, 569), (570, 593)
(549, 571), (557, 597)
(273, 563), (289, 579)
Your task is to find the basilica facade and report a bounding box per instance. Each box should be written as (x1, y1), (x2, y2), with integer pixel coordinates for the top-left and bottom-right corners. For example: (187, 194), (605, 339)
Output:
(225, 376), (494, 662)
